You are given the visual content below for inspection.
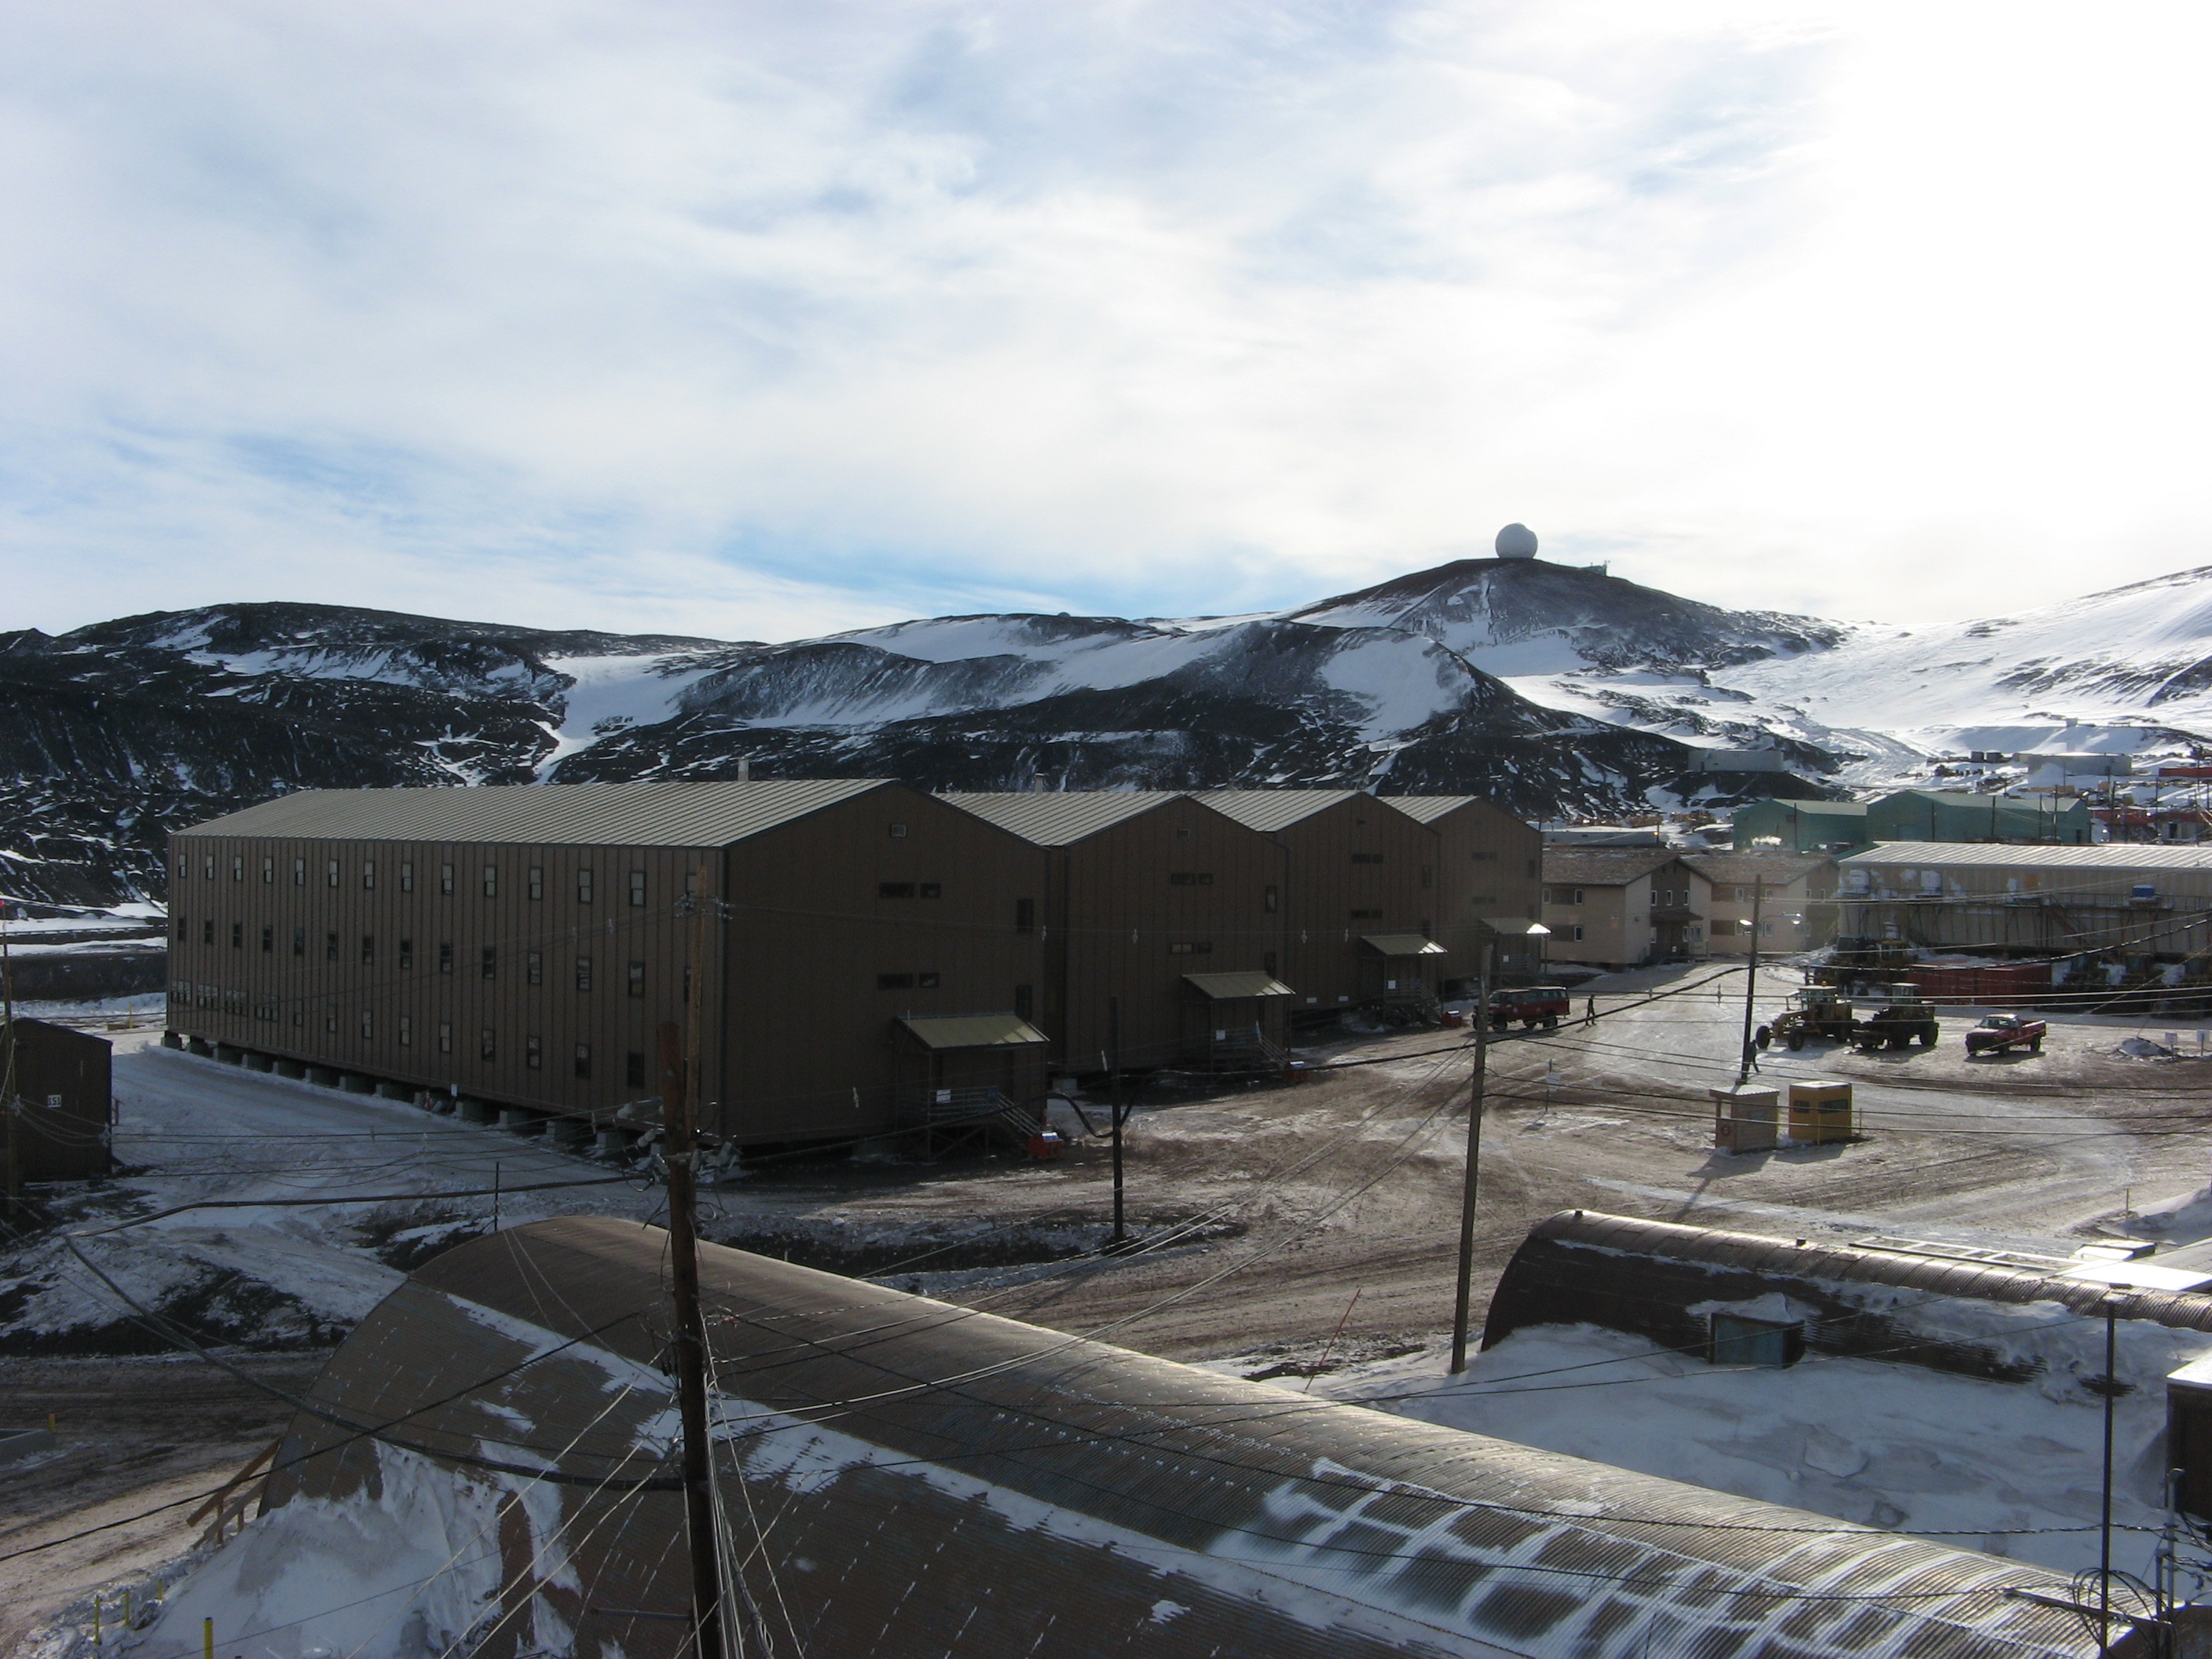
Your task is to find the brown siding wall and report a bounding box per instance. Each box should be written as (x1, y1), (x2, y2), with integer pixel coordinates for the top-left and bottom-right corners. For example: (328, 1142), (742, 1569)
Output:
(1045, 798), (1287, 1071)
(167, 832), (704, 1117)
(713, 787), (1045, 1142)
(1411, 800), (1542, 983)
(1270, 799), (1439, 1013)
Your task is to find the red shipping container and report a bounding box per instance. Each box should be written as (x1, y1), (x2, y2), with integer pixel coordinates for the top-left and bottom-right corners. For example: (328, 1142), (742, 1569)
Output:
(1907, 962), (2052, 1008)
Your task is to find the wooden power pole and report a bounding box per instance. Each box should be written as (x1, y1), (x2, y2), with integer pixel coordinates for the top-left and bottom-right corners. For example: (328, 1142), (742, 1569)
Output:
(658, 880), (724, 1659)
(1736, 878), (1765, 1086)
(1449, 941), (1495, 1374)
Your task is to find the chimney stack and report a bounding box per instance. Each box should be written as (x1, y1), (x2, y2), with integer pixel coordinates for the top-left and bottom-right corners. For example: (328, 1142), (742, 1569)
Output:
(737, 758), (751, 783)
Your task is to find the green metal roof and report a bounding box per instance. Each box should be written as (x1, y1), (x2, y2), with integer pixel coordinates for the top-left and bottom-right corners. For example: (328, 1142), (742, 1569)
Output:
(178, 779), (895, 848)
(1182, 971), (1297, 998)
(896, 1013), (1051, 1049)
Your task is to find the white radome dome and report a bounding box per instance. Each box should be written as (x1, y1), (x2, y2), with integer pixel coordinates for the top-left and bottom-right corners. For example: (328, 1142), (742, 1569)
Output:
(1495, 523), (1540, 559)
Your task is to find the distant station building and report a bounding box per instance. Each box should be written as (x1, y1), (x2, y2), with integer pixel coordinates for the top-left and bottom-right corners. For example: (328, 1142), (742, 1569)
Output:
(1679, 851), (1837, 956)
(1835, 841), (2212, 961)
(1540, 849), (1710, 969)
(0, 1017), (112, 1182)
(1734, 790), (2093, 856)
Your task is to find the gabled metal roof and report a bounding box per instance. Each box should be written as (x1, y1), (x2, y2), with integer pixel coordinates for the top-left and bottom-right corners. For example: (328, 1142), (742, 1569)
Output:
(1197, 789), (1364, 832)
(1542, 848), (1680, 884)
(1840, 841), (2212, 871)
(176, 778), (894, 848)
(1379, 794), (1478, 824)
(1361, 933), (1448, 957)
(256, 1217), (2105, 1658)
(1183, 971), (1296, 998)
(941, 791), (1189, 845)
(898, 1013), (1050, 1049)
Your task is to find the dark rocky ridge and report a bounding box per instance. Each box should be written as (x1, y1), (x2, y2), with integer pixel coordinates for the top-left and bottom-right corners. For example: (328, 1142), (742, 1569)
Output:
(0, 569), (1844, 907)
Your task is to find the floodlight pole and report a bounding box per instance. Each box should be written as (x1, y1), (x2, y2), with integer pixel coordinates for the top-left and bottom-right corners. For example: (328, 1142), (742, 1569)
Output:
(1449, 940), (1495, 1374)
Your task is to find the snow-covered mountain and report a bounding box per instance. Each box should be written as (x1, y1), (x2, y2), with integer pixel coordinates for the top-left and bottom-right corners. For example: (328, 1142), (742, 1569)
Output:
(9, 559), (2211, 907)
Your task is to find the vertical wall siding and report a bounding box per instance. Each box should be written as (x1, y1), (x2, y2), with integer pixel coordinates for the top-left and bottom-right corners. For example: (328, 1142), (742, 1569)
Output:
(165, 832), (700, 1120)
(1273, 800), (1439, 1012)
(1053, 799), (1288, 1071)
(1419, 802), (1543, 981)
(713, 786), (1047, 1143)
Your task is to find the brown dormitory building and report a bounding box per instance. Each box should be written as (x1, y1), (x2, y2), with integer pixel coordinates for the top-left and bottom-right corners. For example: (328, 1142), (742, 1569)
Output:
(941, 793), (1295, 1072)
(165, 781), (1541, 1148)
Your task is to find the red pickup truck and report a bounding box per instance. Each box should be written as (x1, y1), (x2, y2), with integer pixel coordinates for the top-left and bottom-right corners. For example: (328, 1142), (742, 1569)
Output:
(1965, 1013), (2046, 1056)
(1487, 986), (1569, 1030)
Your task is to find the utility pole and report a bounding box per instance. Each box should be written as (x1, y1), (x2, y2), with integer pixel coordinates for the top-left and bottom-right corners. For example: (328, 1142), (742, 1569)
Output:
(2100, 1288), (2126, 1658)
(1449, 940), (1495, 1374)
(1108, 996), (1125, 1245)
(3, 910), (17, 1224)
(659, 877), (724, 1659)
(1736, 878), (1765, 1086)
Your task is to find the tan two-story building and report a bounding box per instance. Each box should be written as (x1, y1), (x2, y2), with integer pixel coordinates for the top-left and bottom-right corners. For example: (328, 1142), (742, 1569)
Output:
(1540, 850), (1711, 969)
(1680, 853), (1837, 957)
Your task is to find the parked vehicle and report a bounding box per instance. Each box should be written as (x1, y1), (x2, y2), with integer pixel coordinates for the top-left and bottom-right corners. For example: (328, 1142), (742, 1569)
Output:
(1964, 1013), (2046, 1056)
(1848, 986), (1939, 1052)
(1488, 986), (1569, 1030)
(1754, 987), (1855, 1052)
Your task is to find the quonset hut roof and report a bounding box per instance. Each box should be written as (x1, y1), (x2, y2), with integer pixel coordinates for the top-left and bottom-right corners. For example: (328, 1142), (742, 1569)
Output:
(1485, 1210), (2212, 1383)
(177, 778), (893, 847)
(244, 1217), (2104, 1658)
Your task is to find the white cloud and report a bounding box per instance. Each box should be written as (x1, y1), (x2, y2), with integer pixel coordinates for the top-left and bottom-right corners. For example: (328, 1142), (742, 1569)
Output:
(1, 1), (2207, 640)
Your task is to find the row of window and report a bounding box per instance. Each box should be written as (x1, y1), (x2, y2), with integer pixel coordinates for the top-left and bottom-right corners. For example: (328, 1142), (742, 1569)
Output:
(183, 854), (656, 906)
(181, 925), (655, 992)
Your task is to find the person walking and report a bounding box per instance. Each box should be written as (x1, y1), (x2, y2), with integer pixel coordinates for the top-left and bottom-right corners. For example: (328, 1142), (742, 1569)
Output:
(1584, 995), (1597, 1024)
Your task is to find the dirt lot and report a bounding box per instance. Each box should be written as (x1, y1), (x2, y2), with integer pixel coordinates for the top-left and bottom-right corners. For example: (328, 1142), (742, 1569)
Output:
(6, 969), (2211, 1650)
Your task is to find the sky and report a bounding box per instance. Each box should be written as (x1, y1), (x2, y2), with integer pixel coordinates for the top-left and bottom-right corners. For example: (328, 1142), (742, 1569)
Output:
(4, 1), (2210, 643)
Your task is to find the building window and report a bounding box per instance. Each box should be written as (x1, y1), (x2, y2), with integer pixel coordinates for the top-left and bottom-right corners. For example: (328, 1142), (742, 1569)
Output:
(398, 938), (413, 970)
(1349, 909), (1383, 920)
(231, 855), (244, 881)
(1422, 865), (1434, 888)
(1570, 926), (1585, 942)
(1014, 983), (1034, 1020)
(202, 920), (214, 946)
(438, 1021), (453, 1054)
(574, 956), (592, 992)
(526, 1036), (542, 1070)
(327, 859), (340, 888)
(398, 1015), (412, 1047)
(401, 861), (414, 892)
(481, 1029), (496, 1062)
(880, 882), (916, 898)
(888, 823), (907, 838)
(260, 925), (273, 954)
(1169, 872), (1214, 886)
(1710, 1314), (1799, 1368)
(359, 1010), (373, 1042)
(174, 914), (187, 942)
(203, 854), (214, 880)
(1264, 950), (1278, 976)
(1015, 898), (1035, 933)
(324, 931), (338, 962)
(1265, 884), (1279, 913)
(526, 950), (544, 986)
(482, 946), (497, 980)
(438, 942), (453, 975)
(229, 921), (243, 949)
(629, 870), (646, 907)
(293, 858), (306, 886)
(361, 860), (375, 891)
(528, 866), (544, 901)
(1350, 852), (1384, 866)
(440, 862), (455, 896)
(292, 926), (305, 958)
(626, 1051), (647, 1087)
(877, 972), (941, 989)
(326, 1010), (339, 1034)
(1166, 942), (1212, 955)
(262, 856), (274, 884)
(573, 1044), (591, 1080)
(361, 935), (375, 965)
(577, 868), (593, 904)
(627, 961), (645, 998)
(482, 865), (497, 899)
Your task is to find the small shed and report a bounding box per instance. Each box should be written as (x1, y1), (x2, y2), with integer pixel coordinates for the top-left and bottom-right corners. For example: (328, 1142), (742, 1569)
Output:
(1357, 932), (1448, 1007)
(1709, 1084), (1778, 1153)
(1787, 1079), (1854, 1144)
(2, 1018), (112, 1182)
(893, 1013), (1049, 1144)
(1179, 970), (1295, 1069)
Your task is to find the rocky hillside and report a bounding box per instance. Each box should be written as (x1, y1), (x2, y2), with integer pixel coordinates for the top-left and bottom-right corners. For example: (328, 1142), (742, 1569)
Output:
(0, 562), (1845, 905)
